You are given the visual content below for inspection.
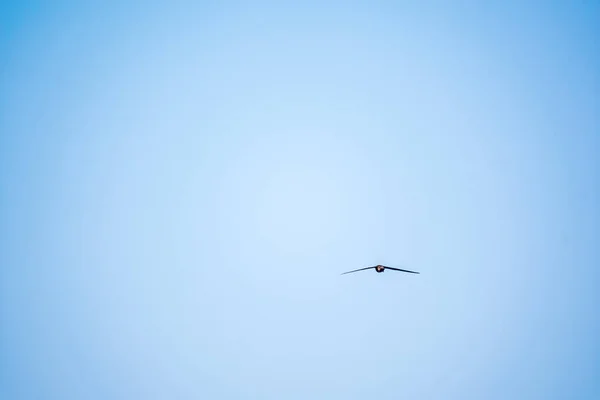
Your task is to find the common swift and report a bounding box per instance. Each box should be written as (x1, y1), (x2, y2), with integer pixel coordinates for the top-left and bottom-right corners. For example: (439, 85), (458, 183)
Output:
(341, 264), (419, 275)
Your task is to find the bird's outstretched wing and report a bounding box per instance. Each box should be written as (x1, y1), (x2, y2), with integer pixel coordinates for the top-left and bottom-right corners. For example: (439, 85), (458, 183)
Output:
(384, 266), (420, 274)
(341, 266), (376, 275)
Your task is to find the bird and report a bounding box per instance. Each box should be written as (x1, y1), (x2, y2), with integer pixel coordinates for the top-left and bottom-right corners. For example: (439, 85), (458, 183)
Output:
(341, 264), (419, 275)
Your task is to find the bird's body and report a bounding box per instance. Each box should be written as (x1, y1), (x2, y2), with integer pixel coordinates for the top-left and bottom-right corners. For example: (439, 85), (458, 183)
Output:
(341, 264), (419, 275)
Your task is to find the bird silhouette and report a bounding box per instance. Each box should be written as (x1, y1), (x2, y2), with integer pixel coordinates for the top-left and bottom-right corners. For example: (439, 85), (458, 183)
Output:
(341, 264), (419, 275)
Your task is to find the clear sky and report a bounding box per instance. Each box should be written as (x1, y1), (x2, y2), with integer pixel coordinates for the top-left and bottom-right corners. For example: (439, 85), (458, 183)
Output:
(1, 2), (598, 399)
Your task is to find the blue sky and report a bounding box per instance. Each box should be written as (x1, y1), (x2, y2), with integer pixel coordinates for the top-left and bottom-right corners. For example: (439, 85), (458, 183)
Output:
(1, 2), (599, 399)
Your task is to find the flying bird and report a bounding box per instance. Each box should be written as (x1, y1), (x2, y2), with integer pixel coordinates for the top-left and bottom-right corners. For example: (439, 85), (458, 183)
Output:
(341, 264), (419, 275)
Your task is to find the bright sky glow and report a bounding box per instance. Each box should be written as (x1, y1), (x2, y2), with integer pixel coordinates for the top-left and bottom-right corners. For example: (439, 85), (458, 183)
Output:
(1, 2), (599, 399)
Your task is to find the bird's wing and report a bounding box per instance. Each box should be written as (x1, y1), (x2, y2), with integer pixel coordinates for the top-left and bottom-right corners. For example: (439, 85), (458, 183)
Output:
(341, 266), (376, 275)
(384, 266), (420, 274)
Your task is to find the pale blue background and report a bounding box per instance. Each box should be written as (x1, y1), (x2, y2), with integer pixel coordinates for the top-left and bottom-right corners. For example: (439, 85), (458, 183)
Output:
(1, 2), (598, 399)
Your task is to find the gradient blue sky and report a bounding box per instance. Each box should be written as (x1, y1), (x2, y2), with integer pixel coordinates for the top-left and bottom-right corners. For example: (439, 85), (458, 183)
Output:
(1, 2), (599, 399)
